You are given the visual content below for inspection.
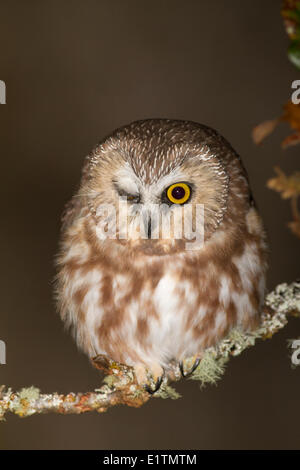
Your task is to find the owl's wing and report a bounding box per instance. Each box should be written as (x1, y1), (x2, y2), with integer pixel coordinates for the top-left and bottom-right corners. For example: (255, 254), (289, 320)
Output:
(61, 155), (90, 231)
(61, 197), (79, 231)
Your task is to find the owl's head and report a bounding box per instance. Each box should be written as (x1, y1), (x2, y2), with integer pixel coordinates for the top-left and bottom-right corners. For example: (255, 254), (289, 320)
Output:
(79, 119), (249, 256)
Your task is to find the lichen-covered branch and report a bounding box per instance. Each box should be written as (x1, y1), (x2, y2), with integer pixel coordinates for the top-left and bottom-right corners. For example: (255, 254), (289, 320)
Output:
(1, 281), (299, 420)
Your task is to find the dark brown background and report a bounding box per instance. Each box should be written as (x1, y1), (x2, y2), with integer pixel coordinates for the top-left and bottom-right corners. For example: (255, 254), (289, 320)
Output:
(0, 0), (299, 450)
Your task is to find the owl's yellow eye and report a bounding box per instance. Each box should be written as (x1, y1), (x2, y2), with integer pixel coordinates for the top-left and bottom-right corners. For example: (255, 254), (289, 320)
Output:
(166, 182), (191, 204)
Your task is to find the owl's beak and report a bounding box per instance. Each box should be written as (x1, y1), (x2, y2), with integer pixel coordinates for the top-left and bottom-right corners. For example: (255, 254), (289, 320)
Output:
(147, 219), (151, 239)
(142, 210), (152, 239)
(142, 208), (157, 239)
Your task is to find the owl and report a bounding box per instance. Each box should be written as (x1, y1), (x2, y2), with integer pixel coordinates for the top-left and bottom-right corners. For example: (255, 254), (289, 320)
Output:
(55, 119), (268, 392)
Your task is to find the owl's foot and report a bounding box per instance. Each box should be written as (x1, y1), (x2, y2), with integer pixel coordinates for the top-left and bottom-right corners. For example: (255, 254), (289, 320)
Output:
(134, 363), (165, 395)
(179, 356), (201, 378)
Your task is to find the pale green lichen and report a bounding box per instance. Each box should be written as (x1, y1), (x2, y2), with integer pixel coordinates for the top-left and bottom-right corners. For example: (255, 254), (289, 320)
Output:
(131, 387), (146, 400)
(191, 351), (229, 387)
(10, 386), (40, 417)
(156, 384), (181, 400)
(227, 328), (258, 350)
(102, 375), (117, 389)
(187, 328), (257, 387)
(19, 386), (40, 401)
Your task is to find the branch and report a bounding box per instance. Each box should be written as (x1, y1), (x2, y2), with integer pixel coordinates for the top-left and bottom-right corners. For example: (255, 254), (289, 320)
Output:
(1, 281), (299, 420)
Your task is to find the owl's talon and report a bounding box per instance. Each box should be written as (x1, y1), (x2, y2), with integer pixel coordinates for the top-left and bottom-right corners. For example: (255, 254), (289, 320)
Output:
(179, 357), (201, 378)
(134, 363), (164, 394)
(144, 374), (163, 395)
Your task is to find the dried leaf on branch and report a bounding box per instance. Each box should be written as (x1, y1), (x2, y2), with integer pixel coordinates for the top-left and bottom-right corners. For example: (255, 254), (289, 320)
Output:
(252, 101), (300, 148)
(267, 167), (300, 237)
(267, 167), (300, 198)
